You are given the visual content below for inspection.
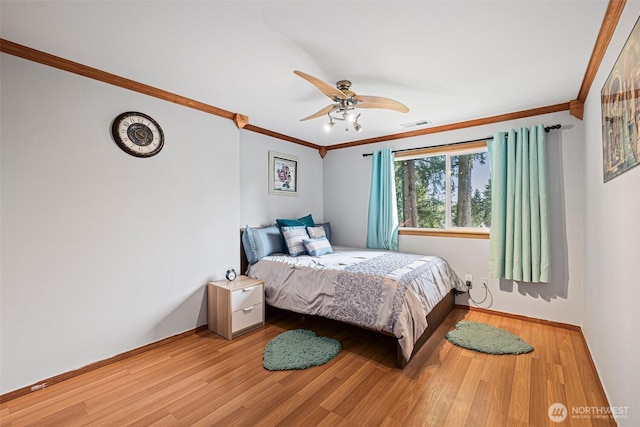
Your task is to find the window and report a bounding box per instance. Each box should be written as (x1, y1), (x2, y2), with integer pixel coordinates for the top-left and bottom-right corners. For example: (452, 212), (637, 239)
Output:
(394, 141), (491, 236)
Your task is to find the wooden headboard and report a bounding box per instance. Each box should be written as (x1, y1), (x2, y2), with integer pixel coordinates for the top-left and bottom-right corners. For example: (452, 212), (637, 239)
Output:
(240, 228), (249, 275)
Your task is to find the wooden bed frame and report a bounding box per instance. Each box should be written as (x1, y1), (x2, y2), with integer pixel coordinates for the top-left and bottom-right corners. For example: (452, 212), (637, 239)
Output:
(397, 290), (453, 367)
(240, 229), (455, 368)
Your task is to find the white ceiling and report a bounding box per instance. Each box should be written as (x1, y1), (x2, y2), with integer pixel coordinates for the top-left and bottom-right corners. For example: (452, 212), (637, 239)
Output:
(1, 1), (610, 146)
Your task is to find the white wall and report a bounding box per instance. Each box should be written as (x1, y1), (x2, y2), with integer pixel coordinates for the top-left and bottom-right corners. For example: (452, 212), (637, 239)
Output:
(582, 3), (640, 420)
(239, 131), (324, 226)
(0, 55), (240, 394)
(323, 111), (585, 325)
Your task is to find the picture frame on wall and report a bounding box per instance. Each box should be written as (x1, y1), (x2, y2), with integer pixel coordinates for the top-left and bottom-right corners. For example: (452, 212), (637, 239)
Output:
(601, 16), (640, 182)
(269, 151), (298, 196)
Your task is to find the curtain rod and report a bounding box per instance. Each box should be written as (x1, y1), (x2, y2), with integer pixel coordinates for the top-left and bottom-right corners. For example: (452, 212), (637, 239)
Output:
(361, 124), (563, 157)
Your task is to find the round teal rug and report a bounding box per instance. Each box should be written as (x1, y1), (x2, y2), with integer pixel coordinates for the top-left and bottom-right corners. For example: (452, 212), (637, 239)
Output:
(263, 329), (341, 371)
(445, 320), (534, 355)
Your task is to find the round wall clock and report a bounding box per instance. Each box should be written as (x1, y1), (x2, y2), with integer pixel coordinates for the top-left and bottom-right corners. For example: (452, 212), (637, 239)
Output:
(111, 111), (164, 157)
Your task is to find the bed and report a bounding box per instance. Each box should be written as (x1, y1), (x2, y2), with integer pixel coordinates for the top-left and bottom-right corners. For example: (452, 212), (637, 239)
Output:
(240, 221), (467, 367)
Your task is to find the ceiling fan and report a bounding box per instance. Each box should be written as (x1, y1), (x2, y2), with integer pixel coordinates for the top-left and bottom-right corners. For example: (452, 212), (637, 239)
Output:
(294, 70), (409, 132)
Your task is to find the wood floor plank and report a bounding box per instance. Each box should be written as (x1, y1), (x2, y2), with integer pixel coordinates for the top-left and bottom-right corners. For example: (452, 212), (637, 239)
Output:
(465, 379), (493, 426)
(0, 308), (616, 426)
(258, 377), (342, 426)
(367, 369), (423, 424)
(318, 363), (371, 412)
(508, 359), (532, 423)
(404, 342), (472, 425)
(335, 371), (390, 423)
(442, 356), (484, 426)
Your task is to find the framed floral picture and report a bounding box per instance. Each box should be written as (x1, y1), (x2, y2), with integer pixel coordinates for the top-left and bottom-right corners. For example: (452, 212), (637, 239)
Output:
(601, 16), (640, 182)
(269, 151), (298, 195)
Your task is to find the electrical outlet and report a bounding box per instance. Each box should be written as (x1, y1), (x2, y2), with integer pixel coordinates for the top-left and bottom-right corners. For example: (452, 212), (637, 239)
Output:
(465, 274), (472, 289)
(482, 277), (488, 287)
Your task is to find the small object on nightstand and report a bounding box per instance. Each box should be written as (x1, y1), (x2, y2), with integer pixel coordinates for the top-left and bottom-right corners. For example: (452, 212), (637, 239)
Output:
(226, 268), (237, 281)
(207, 276), (264, 340)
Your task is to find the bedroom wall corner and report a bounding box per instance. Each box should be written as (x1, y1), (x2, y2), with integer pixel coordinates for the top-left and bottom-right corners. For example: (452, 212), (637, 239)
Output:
(239, 131), (324, 227)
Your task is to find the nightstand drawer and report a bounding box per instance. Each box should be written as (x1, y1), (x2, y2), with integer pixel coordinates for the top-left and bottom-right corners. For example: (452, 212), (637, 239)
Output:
(231, 285), (263, 311)
(232, 303), (263, 333)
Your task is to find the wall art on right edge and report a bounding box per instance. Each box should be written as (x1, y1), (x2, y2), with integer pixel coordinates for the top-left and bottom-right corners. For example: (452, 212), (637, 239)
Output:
(601, 16), (640, 182)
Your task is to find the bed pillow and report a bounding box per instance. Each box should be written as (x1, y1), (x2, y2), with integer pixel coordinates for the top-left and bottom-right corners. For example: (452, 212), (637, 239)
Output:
(242, 225), (285, 265)
(302, 237), (333, 257)
(306, 225), (326, 239)
(276, 214), (315, 228)
(281, 226), (310, 257)
(311, 222), (331, 243)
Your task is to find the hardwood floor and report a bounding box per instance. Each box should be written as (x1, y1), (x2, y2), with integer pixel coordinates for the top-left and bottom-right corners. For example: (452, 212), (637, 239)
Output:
(1, 307), (615, 426)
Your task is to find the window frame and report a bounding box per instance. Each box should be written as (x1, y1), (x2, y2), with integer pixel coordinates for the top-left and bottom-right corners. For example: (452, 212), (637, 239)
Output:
(395, 140), (490, 239)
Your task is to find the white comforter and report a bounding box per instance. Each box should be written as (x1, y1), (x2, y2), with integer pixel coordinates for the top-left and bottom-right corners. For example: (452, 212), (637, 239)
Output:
(248, 247), (466, 360)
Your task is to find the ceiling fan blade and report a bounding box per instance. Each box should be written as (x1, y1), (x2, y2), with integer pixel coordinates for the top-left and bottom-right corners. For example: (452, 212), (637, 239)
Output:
(300, 104), (336, 121)
(294, 70), (348, 101)
(354, 95), (409, 113)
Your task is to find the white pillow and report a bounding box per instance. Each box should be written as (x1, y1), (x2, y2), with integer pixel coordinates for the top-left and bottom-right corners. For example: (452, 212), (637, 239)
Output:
(306, 225), (326, 239)
(281, 226), (309, 256)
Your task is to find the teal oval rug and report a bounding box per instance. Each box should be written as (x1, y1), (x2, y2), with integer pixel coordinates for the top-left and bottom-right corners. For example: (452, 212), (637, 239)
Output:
(263, 329), (341, 371)
(445, 321), (534, 355)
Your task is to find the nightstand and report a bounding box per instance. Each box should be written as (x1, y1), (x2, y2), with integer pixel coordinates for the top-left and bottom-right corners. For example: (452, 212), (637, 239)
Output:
(207, 276), (265, 340)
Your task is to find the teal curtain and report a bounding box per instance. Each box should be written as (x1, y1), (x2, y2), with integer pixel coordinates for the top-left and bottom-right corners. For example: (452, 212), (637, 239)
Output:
(488, 124), (550, 283)
(366, 149), (399, 251)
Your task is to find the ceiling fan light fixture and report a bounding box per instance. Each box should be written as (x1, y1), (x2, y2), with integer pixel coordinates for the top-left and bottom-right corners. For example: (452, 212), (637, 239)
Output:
(353, 114), (362, 132)
(324, 114), (335, 131)
(346, 111), (356, 122)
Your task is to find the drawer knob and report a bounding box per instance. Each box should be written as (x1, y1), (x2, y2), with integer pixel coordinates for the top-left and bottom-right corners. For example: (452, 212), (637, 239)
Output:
(242, 288), (252, 292)
(242, 307), (254, 313)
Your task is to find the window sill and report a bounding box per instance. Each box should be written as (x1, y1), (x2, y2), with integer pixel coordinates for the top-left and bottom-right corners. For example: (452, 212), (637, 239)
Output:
(399, 228), (490, 239)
